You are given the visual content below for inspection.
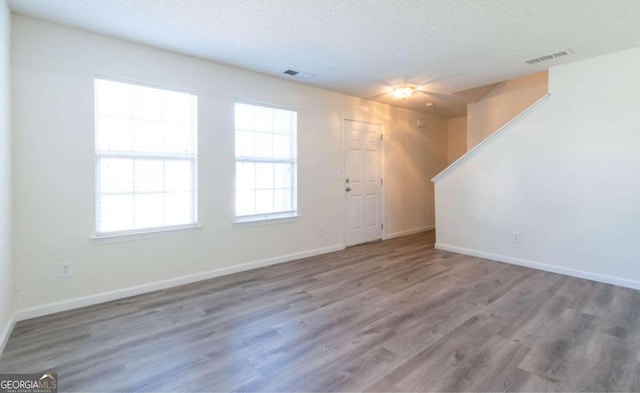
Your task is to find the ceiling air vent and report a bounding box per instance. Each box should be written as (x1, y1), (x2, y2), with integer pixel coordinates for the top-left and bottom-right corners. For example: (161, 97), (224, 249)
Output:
(525, 50), (571, 65)
(283, 69), (314, 79)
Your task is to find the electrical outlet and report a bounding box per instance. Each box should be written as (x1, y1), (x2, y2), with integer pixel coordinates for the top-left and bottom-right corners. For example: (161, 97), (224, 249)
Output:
(60, 261), (72, 278)
(316, 225), (324, 237)
(512, 232), (521, 243)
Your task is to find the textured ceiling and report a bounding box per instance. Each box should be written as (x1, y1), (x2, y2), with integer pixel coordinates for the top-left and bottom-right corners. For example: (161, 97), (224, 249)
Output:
(9, 0), (640, 117)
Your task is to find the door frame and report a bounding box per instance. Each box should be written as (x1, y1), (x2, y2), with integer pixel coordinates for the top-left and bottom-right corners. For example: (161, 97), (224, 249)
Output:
(341, 114), (386, 246)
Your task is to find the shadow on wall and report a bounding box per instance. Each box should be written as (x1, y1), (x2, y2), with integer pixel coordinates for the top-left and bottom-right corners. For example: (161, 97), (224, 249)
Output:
(466, 71), (548, 150)
(360, 100), (447, 232)
(446, 116), (467, 165)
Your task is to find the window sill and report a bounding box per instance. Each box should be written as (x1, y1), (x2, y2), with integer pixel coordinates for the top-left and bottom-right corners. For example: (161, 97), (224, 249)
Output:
(233, 213), (300, 227)
(90, 224), (202, 244)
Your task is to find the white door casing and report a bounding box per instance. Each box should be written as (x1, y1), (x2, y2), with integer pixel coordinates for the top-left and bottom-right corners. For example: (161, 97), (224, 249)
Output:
(344, 119), (383, 246)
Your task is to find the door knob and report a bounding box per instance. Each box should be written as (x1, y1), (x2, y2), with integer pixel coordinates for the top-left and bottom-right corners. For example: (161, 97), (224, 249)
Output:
(346, 187), (352, 192)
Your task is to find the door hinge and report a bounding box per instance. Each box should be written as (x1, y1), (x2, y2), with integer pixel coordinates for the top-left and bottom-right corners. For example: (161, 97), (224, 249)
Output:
(380, 178), (383, 186)
(380, 134), (383, 141)
(381, 223), (384, 230)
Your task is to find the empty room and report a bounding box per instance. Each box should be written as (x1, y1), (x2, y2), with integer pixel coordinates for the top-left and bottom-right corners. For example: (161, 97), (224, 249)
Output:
(1, 0), (640, 392)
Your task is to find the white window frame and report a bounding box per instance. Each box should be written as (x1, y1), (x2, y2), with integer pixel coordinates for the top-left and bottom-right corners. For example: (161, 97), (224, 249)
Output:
(234, 100), (298, 224)
(93, 77), (199, 239)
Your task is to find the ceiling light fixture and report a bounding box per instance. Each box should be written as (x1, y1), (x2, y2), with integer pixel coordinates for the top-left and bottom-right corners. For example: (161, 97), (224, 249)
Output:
(393, 86), (415, 100)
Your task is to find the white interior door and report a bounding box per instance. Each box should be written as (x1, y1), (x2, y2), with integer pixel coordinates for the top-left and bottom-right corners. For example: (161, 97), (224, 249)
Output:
(344, 119), (383, 246)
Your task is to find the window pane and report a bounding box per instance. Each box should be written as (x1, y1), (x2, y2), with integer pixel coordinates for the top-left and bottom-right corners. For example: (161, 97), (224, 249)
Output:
(98, 195), (134, 233)
(96, 81), (133, 117)
(164, 123), (193, 154)
(96, 116), (133, 152)
(234, 102), (296, 218)
(254, 133), (273, 158)
(165, 192), (193, 226)
(274, 189), (292, 212)
(95, 79), (197, 234)
(234, 103), (254, 130)
(134, 160), (164, 193)
(236, 190), (255, 216)
(236, 162), (255, 191)
(134, 86), (164, 121)
(165, 161), (193, 193)
(255, 163), (274, 190)
(235, 131), (254, 157)
(134, 120), (164, 153)
(134, 194), (164, 229)
(254, 106), (273, 132)
(255, 189), (274, 214)
(273, 110), (293, 134)
(98, 158), (133, 194)
(273, 163), (293, 189)
(273, 134), (291, 159)
(163, 91), (194, 124)
(96, 158), (194, 232)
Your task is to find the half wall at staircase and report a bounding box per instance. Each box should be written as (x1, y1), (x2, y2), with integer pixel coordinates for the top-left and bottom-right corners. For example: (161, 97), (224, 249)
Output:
(433, 47), (640, 289)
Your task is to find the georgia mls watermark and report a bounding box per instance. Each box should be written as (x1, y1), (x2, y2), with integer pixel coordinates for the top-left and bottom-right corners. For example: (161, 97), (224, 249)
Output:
(0, 373), (57, 393)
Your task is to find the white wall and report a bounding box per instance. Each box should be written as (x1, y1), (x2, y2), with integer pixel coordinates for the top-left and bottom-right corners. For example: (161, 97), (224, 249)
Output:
(467, 72), (547, 150)
(0, 0), (13, 347)
(446, 116), (467, 164)
(11, 16), (447, 311)
(434, 46), (640, 289)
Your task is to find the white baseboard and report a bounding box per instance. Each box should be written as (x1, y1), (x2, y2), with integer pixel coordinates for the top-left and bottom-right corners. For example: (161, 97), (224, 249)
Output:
(14, 244), (345, 322)
(384, 225), (435, 240)
(435, 243), (640, 291)
(0, 311), (17, 356)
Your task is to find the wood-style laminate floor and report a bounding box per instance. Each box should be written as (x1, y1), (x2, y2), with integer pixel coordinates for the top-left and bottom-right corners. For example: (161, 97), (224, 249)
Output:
(2, 231), (640, 392)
